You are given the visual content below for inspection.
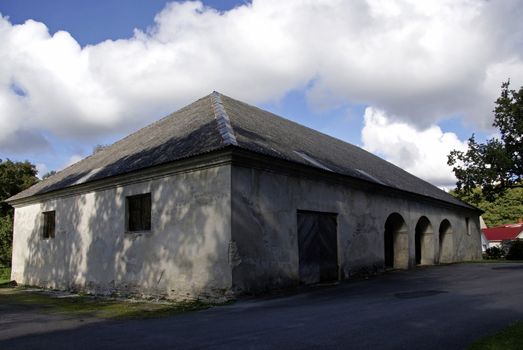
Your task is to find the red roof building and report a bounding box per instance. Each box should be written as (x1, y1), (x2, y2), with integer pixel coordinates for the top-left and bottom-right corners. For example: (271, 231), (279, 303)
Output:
(482, 223), (523, 247)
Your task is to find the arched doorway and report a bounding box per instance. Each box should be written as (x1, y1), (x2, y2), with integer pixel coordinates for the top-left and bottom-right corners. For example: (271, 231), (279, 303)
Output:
(438, 219), (453, 263)
(415, 216), (434, 265)
(384, 213), (409, 269)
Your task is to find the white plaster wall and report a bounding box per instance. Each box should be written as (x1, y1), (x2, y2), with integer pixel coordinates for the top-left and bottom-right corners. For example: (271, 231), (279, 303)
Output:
(231, 166), (482, 293)
(488, 241), (502, 248)
(11, 165), (232, 301)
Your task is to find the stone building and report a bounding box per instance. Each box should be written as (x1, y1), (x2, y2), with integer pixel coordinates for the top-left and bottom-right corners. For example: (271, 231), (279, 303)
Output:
(7, 92), (482, 300)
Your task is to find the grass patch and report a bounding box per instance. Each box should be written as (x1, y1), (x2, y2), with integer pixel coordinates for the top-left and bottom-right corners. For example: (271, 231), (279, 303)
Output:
(455, 260), (523, 264)
(0, 287), (210, 320)
(468, 321), (523, 350)
(0, 266), (11, 284)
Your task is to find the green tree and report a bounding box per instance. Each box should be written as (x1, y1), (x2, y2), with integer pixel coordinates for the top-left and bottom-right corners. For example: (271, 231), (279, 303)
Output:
(448, 80), (523, 201)
(93, 144), (108, 154)
(0, 159), (38, 266)
(0, 216), (13, 268)
(42, 170), (57, 179)
(451, 187), (523, 227)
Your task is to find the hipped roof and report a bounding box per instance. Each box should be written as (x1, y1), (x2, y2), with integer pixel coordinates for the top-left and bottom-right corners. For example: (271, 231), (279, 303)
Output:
(8, 92), (476, 210)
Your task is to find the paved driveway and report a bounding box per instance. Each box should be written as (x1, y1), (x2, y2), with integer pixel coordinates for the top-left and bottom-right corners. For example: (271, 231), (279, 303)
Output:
(1, 263), (523, 349)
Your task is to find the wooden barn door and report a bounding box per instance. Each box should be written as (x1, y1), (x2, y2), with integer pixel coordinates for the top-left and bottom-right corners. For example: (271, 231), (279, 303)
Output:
(297, 211), (338, 285)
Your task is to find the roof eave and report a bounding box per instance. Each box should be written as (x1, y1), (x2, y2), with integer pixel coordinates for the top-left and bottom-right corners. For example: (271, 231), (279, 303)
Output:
(229, 148), (483, 214)
(6, 148), (235, 207)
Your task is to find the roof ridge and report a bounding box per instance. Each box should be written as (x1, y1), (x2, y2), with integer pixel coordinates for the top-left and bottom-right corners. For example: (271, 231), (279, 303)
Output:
(211, 91), (238, 146)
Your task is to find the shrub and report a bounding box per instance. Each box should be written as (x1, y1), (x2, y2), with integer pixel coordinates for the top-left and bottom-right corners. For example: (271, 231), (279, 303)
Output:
(0, 215), (13, 267)
(506, 240), (523, 260)
(0, 266), (11, 284)
(501, 240), (515, 255)
(484, 246), (504, 259)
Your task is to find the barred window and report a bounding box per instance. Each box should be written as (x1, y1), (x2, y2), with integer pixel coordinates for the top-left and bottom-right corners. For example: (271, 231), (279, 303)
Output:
(42, 211), (55, 239)
(126, 193), (151, 232)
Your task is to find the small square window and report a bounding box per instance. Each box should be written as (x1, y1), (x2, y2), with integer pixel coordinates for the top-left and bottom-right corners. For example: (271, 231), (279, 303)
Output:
(126, 193), (151, 232)
(42, 211), (55, 239)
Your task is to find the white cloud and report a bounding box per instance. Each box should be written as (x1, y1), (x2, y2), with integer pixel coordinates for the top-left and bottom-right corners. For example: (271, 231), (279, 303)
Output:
(35, 163), (48, 179)
(0, 0), (522, 153)
(361, 107), (468, 187)
(63, 154), (84, 170)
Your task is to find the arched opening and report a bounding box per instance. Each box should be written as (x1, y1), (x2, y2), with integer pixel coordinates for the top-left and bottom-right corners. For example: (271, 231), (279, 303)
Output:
(438, 219), (453, 263)
(384, 213), (409, 269)
(415, 216), (434, 265)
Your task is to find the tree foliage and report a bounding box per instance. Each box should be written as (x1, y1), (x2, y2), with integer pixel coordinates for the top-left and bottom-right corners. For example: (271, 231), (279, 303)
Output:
(448, 81), (523, 201)
(451, 187), (523, 227)
(484, 246), (504, 260)
(0, 216), (13, 268)
(0, 159), (38, 266)
(93, 144), (108, 154)
(506, 240), (523, 260)
(42, 170), (57, 179)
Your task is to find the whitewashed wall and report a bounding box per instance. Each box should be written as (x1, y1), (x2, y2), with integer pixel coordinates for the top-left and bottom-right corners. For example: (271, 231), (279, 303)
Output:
(231, 166), (482, 294)
(11, 165), (232, 301)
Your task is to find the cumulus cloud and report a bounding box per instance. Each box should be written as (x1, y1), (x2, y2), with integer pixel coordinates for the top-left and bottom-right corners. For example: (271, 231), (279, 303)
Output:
(35, 163), (48, 179)
(361, 107), (468, 188)
(0, 0), (522, 152)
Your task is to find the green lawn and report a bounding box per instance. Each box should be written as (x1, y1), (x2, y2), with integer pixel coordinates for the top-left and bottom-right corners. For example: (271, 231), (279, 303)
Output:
(0, 287), (211, 320)
(455, 260), (523, 264)
(468, 321), (523, 350)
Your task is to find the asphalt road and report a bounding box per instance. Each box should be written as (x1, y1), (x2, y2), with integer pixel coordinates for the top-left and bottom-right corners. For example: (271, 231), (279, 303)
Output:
(1, 263), (523, 349)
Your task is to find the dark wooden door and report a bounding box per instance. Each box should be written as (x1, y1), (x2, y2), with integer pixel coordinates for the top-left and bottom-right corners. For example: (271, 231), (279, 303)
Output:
(297, 211), (338, 284)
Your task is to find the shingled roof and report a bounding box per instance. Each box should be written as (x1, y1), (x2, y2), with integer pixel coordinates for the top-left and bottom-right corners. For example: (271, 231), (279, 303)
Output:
(8, 92), (476, 209)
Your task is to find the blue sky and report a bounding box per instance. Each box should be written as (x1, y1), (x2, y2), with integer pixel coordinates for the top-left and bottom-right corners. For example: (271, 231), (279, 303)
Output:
(1, 0), (243, 45)
(1, 1), (521, 187)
